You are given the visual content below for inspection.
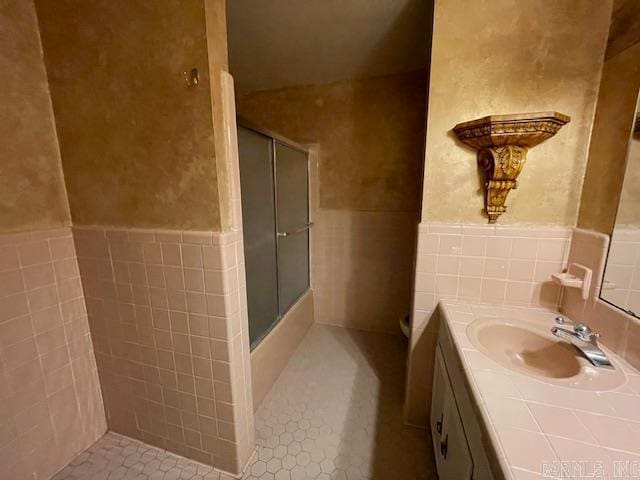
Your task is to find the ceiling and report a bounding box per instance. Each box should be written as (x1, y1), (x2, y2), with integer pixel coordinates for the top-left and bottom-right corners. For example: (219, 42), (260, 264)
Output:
(226, 0), (432, 95)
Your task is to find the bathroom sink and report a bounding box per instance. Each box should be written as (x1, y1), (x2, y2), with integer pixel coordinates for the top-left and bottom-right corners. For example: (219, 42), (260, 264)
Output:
(466, 317), (626, 391)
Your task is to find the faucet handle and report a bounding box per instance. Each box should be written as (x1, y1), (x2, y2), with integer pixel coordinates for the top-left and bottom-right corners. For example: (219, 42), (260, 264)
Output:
(555, 317), (600, 342)
(574, 323), (591, 334)
(575, 323), (600, 342)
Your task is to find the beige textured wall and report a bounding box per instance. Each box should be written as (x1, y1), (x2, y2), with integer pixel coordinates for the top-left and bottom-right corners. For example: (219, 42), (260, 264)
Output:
(35, 0), (221, 231)
(606, 0), (640, 60)
(423, 0), (612, 226)
(205, 0), (233, 231)
(578, 12), (640, 232)
(237, 71), (427, 212)
(0, 0), (70, 233)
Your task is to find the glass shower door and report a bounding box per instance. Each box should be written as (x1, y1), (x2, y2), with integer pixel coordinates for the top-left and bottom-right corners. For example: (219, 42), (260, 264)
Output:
(238, 126), (310, 348)
(274, 142), (310, 315)
(237, 127), (279, 347)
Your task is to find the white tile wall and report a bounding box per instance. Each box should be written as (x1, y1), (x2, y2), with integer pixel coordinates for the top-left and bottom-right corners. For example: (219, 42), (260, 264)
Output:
(405, 222), (571, 426)
(73, 226), (252, 474)
(311, 209), (417, 334)
(221, 71), (256, 474)
(0, 227), (106, 480)
(602, 228), (640, 315)
(411, 223), (571, 332)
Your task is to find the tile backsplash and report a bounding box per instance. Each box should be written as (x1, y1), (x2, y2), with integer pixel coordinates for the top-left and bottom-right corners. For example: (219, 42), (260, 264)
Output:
(405, 222), (571, 426)
(412, 223), (571, 329)
(0, 227), (105, 480)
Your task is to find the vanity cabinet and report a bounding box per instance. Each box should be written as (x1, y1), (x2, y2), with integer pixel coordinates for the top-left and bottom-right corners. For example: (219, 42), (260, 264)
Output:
(431, 346), (473, 480)
(431, 320), (496, 480)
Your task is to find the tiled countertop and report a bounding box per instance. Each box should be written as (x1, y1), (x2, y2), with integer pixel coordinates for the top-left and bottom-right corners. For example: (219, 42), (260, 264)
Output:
(439, 299), (640, 480)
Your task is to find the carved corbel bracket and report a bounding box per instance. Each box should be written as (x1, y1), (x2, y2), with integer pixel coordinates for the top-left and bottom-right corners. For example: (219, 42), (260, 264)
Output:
(453, 112), (570, 223)
(478, 145), (527, 223)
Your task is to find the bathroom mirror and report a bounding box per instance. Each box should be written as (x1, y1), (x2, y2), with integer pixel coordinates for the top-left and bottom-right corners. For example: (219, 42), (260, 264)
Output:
(601, 95), (640, 318)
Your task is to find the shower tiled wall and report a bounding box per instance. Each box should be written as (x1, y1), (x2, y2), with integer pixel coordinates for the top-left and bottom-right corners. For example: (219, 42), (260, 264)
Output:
(311, 209), (418, 334)
(0, 227), (105, 480)
(73, 226), (254, 475)
(405, 222), (571, 426)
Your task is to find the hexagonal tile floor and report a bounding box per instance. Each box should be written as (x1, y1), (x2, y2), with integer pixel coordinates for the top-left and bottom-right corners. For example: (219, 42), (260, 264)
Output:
(53, 325), (435, 480)
(52, 431), (230, 480)
(244, 324), (435, 480)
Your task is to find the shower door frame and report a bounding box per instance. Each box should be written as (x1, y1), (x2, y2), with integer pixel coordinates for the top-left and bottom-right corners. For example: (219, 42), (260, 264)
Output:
(237, 118), (312, 349)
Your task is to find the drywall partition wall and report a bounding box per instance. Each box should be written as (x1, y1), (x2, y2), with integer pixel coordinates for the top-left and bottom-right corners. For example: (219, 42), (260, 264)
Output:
(218, 71), (256, 475)
(30, 0), (255, 473)
(238, 72), (426, 334)
(3, 0), (255, 475)
(1, 0), (70, 233)
(422, 0), (612, 226)
(35, 0), (222, 231)
(205, 0), (234, 231)
(69, 72), (254, 475)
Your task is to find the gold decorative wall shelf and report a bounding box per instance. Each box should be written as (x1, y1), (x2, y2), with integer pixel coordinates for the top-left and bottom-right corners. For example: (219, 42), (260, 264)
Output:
(453, 112), (570, 223)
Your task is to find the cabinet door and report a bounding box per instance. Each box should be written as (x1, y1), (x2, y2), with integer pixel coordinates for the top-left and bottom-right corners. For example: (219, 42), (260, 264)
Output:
(431, 347), (447, 443)
(431, 346), (473, 480)
(439, 397), (473, 480)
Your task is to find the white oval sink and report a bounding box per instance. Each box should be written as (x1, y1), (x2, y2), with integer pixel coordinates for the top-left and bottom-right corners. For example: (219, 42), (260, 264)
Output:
(466, 317), (626, 391)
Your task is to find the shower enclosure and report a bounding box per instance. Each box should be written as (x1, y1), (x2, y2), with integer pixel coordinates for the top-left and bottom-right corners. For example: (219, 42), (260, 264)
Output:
(237, 124), (311, 348)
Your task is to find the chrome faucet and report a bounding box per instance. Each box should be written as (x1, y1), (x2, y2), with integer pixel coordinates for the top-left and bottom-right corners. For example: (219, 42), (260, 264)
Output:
(551, 317), (613, 369)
